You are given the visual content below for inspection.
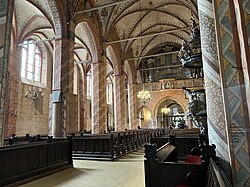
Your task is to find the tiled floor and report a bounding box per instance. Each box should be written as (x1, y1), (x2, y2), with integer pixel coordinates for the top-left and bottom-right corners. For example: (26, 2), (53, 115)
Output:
(20, 149), (145, 187)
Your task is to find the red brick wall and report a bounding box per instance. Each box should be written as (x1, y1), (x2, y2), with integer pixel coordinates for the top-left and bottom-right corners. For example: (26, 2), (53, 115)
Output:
(5, 49), (19, 137)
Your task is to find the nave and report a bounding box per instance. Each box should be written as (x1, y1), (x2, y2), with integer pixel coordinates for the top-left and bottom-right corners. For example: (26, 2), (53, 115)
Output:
(20, 149), (145, 187)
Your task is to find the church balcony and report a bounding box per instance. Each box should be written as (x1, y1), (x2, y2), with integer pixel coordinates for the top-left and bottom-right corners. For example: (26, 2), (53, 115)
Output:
(137, 77), (204, 92)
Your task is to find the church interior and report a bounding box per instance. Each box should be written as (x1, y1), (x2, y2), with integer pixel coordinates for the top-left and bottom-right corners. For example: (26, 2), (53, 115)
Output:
(0, 0), (250, 186)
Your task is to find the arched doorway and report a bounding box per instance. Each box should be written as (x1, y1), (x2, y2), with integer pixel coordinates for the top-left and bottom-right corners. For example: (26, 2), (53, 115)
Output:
(156, 99), (185, 129)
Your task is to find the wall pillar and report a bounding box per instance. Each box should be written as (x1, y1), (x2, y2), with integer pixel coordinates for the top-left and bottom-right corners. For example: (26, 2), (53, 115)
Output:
(128, 83), (138, 129)
(91, 61), (107, 134)
(79, 71), (87, 132)
(198, 0), (231, 178)
(114, 74), (126, 131)
(5, 48), (19, 137)
(0, 0), (14, 145)
(213, 0), (250, 185)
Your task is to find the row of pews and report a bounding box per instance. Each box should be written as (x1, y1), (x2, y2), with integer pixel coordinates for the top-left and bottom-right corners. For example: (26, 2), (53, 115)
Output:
(0, 128), (164, 186)
(72, 129), (164, 160)
(144, 128), (232, 187)
(0, 137), (72, 186)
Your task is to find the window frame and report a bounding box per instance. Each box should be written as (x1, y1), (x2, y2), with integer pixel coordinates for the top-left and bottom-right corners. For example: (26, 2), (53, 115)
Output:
(21, 40), (43, 83)
(20, 40), (46, 88)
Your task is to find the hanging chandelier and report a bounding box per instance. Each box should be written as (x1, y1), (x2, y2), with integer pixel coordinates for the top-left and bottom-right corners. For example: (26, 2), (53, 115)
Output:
(161, 107), (170, 115)
(137, 89), (151, 104)
(137, 0), (151, 105)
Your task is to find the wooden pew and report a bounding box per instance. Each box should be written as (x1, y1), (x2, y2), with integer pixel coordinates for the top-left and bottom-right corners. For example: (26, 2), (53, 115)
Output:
(151, 134), (199, 160)
(72, 134), (115, 160)
(0, 137), (72, 186)
(72, 129), (162, 161)
(144, 143), (202, 187)
(4, 134), (49, 145)
(205, 158), (232, 187)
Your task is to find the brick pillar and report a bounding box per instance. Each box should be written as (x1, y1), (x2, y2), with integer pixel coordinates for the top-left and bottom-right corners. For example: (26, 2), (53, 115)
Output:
(114, 74), (126, 131)
(213, 0), (250, 185)
(128, 83), (138, 129)
(79, 70), (87, 131)
(0, 0), (14, 145)
(50, 36), (79, 137)
(91, 61), (107, 134)
(5, 48), (19, 137)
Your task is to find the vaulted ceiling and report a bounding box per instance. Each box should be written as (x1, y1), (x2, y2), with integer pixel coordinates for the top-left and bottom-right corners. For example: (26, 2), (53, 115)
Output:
(99, 0), (197, 56)
(14, 0), (55, 46)
(13, 0), (198, 74)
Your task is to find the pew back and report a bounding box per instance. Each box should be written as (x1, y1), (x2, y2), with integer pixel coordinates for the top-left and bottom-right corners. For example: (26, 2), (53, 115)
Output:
(206, 159), (232, 187)
(0, 138), (72, 186)
(144, 143), (202, 187)
(72, 134), (114, 160)
(156, 143), (177, 162)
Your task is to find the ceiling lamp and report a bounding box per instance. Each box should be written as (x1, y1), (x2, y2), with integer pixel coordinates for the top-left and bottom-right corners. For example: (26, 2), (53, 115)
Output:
(161, 107), (170, 115)
(137, 89), (151, 104)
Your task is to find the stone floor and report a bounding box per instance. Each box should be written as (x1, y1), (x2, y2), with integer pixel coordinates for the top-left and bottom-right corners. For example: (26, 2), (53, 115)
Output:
(20, 149), (145, 187)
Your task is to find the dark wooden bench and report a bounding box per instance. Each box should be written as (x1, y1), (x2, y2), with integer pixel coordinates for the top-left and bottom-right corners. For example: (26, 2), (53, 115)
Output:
(144, 142), (202, 187)
(72, 129), (161, 160)
(0, 137), (72, 186)
(72, 134), (115, 160)
(4, 134), (48, 145)
(151, 134), (199, 160)
(205, 158), (232, 187)
(177, 158), (232, 187)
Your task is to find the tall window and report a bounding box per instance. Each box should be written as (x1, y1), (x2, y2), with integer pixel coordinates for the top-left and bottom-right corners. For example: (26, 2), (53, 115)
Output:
(106, 77), (113, 104)
(87, 71), (92, 99)
(21, 40), (42, 82)
(73, 65), (78, 95)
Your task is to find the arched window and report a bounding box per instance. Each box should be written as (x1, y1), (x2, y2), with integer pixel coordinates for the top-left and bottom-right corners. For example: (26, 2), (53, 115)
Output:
(87, 71), (92, 99)
(21, 40), (42, 82)
(73, 65), (78, 95)
(106, 77), (113, 104)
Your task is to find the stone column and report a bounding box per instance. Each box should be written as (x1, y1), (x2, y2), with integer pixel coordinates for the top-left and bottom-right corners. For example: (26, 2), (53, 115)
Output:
(79, 71), (87, 132)
(50, 37), (77, 137)
(128, 83), (138, 129)
(0, 0), (14, 145)
(114, 74), (126, 131)
(232, 0), (250, 119)
(91, 61), (107, 134)
(49, 6), (78, 137)
(198, 0), (231, 177)
(213, 0), (250, 185)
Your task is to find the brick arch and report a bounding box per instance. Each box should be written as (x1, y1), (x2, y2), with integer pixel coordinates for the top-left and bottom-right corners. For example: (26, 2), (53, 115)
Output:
(48, 0), (62, 38)
(106, 45), (118, 75)
(75, 21), (99, 62)
(145, 90), (188, 118)
(124, 60), (136, 84)
(153, 96), (186, 118)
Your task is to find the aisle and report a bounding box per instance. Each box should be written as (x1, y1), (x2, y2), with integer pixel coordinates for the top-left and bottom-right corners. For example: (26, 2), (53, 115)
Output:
(20, 149), (145, 187)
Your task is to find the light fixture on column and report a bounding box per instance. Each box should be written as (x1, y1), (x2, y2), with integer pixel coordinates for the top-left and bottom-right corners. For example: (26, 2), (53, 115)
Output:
(25, 86), (44, 101)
